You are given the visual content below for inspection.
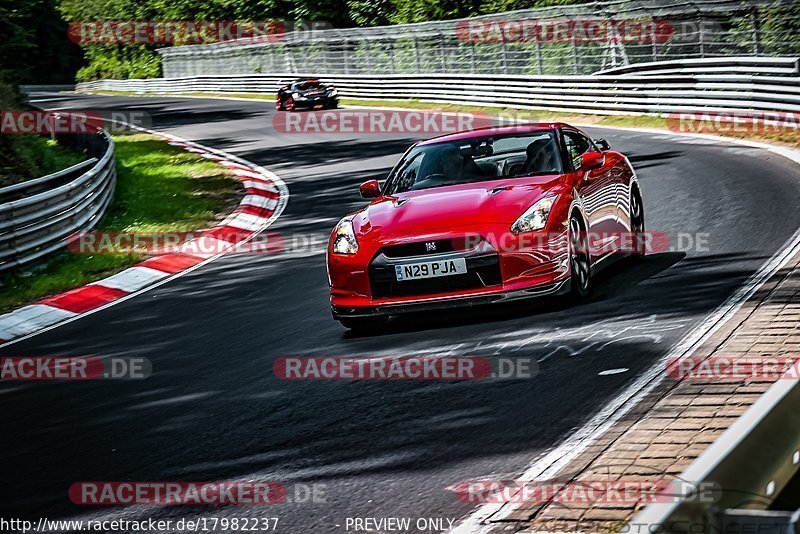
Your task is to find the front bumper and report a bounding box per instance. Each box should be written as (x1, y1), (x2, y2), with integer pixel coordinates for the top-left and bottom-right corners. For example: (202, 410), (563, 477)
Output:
(329, 232), (572, 319)
(331, 278), (570, 318)
(294, 95), (338, 109)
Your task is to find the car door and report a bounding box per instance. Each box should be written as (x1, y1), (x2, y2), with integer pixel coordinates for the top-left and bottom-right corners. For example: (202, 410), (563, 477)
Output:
(562, 129), (620, 259)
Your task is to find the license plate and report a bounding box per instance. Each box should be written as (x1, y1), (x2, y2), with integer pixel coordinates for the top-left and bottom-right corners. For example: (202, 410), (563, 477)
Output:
(395, 258), (467, 281)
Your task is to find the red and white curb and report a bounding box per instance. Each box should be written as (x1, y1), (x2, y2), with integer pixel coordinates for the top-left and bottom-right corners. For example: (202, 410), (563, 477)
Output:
(0, 128), (288, 346)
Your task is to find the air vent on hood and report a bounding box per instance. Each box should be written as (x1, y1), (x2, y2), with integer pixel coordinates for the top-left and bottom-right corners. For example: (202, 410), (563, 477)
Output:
(489, 186), (511, 195)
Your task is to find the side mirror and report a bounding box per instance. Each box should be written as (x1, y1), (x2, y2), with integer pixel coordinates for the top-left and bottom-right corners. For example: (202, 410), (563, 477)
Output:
(359, 179), (381, 199)
(594, 138), (611, 151)
(580, 151), (605, 172)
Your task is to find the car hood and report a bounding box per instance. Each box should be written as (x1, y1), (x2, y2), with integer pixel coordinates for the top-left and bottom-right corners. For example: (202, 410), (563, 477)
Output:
(352, 176), (564, 240)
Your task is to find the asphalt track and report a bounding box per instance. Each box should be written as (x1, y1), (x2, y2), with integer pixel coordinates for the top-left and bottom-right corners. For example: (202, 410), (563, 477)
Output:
(3, 92), (800, 532)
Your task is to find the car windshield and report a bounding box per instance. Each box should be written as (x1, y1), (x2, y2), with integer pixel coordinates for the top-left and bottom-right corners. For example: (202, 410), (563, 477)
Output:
(383, 131), (563, 195)
(296, 80), (322, 91)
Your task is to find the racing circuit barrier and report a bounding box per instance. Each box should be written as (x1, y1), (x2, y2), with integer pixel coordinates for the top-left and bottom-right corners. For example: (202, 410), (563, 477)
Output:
(633, 371), (800, 532)
(77, 56), (800, 117)
(154, 0), (796, 77)
(0, 127), (116, 272)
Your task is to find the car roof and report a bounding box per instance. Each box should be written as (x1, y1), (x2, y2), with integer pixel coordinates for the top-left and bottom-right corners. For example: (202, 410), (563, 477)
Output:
(417, 123), (573, 145)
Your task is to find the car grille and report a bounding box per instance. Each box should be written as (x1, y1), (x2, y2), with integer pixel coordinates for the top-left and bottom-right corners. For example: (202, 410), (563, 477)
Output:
(380, 239), (456, 258)
(369, 253), (502, 298)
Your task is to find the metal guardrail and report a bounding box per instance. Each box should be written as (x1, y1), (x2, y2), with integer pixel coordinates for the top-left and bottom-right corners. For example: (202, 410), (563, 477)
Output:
(19, 85), (77, 93)
(596, 56), (800, 76)
(0, 128), (116, 272)
(77, 57), (800, 117)
(632, 370), (800, 533)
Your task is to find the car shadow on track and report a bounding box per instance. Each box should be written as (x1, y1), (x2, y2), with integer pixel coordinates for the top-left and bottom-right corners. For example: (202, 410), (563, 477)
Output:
(626, 150), (682, 170)
(233, 137), (421, 169)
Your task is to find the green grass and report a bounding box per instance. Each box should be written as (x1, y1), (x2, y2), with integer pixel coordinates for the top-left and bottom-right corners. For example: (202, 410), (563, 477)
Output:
(0, 133), (242, 313)
(339, 97), (673, 129)
(0, 136), (89, 188)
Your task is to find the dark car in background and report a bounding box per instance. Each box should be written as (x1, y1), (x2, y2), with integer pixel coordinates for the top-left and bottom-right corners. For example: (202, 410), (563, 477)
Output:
(276, 79), (339, 111)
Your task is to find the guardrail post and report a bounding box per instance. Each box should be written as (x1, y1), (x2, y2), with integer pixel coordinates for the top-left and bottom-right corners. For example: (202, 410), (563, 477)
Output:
(698, 15), (705, 57)
(535, 41), (544, 74)
(343, 40), (349, 74)
(413, 37), (421, 73)
(752, 7), (762, 55)
(470, 41), (477, 73)
(651, 28), (658, 62)
(439, 36), (447, 72)
(572, 40), (579, 74)
(283, 46), (292, 73)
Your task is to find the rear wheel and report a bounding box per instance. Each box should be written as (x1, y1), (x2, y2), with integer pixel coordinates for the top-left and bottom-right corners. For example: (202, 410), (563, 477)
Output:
(569, 214), (591, 299)
(630, 188), (645, 259)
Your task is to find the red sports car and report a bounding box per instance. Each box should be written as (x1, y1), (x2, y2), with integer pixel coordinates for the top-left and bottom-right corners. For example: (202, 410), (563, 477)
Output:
(326, 123), (644, 330)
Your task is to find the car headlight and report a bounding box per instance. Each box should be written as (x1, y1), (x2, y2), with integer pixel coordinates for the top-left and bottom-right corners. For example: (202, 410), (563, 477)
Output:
(328, 88), (338, 97)
(332, 219), (359, 255)
(510, 195), (557, 234)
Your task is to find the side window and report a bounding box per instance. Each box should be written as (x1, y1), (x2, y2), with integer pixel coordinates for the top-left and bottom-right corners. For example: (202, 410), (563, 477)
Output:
(563, 131), (595, 170)
(387, 150), (425, 194)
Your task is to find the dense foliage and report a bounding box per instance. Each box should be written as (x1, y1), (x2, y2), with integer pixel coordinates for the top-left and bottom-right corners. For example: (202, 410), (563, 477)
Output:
(727, 3), (800, 56)
(56, 0), (583, 81)
(2, 0), (82, 85)
(0, 1), (85, 183)
(0, 0), (798, 83)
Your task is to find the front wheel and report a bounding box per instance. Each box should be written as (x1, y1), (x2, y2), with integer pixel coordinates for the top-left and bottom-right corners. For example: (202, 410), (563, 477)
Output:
(629, 189), (645, 259)
(569, 215), (591, 299)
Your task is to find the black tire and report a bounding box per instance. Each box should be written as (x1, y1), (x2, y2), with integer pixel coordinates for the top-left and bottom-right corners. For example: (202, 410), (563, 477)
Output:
(338, 316), (388, 332)
(569, 214), (591, 299)
(629, 188), (645, 260)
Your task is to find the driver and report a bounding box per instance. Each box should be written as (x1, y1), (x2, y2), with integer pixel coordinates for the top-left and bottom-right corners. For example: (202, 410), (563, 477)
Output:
(417, 145), (463, 183)
(522, 138), (559, 174)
